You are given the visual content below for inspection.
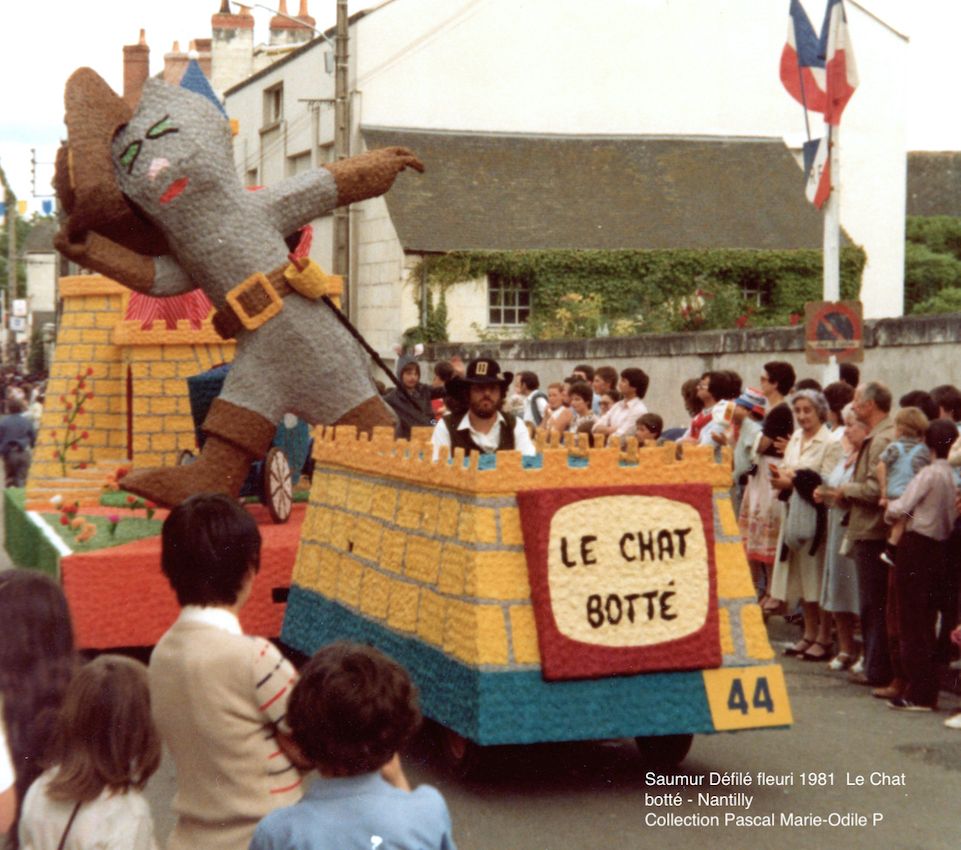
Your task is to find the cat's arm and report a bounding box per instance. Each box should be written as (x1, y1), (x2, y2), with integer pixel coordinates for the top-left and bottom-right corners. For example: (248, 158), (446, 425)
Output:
(54, 229), (195, 296)
(259, 147), (424, 236)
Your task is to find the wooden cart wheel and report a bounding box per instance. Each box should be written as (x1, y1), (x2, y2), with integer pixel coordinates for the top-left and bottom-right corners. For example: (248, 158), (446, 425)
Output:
(634, 734), (694, 769)
(264, 447), (292, 523)
(177, 449), (196, 466)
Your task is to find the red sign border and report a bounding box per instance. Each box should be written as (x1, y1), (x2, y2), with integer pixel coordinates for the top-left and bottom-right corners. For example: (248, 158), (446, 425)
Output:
(805, 300), (864, 363)
(516, 484), (722, 682)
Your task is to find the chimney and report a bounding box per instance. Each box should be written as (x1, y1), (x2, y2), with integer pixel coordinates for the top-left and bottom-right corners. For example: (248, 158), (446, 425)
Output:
(270, 0), (314, 46)
(211, 1), (254, 95)
(163, 40), (189, 85)
(122, 29), (150, 108)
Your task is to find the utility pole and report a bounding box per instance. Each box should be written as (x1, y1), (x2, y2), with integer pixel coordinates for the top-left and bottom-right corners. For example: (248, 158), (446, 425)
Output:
(333, 0), (351, 318)
(0, 161), (14, 365)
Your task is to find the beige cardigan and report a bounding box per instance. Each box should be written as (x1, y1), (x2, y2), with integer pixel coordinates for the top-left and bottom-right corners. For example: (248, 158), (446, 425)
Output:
(149, 614), (303, 850)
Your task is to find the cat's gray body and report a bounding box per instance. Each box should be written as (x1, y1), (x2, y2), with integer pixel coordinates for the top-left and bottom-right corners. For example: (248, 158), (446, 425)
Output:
(112, 78), (377, 425)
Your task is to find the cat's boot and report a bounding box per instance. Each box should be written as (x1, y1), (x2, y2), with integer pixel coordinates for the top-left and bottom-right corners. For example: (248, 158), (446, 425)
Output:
(331, 395), (398, 434)
(119, 399), (276, 508)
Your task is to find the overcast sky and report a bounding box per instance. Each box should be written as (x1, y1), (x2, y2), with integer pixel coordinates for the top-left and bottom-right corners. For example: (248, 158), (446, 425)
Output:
(1, 0), (958, 215)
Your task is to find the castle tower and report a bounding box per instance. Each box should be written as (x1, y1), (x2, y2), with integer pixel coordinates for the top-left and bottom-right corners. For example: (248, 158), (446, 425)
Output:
(122, 29), (150, 108)
(210, 0), (255, 96)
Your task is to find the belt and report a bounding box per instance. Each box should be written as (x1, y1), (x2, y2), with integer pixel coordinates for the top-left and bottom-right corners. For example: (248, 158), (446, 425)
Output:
(212, 256), (343, 340)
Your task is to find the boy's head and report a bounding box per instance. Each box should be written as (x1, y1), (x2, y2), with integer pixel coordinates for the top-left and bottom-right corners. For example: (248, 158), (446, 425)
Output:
(636, 413), (663, 442)
(573, 364), (595, 383)
(926, 418), (958, 459)
(400, 363), (420, 389)
(619, 367), (649, 399)
(161, 493), (261, 607)
(288, 642), (421, 777)
(433, 361), (455, 387)
(547, 382), (564, 408)
(895, 406), (929, 440)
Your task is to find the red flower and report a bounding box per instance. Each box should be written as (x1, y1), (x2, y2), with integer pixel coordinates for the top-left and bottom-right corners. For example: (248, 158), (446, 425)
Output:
(146, 501), (157, 510)
(789, 312), (801, 326)
(50, 431), (57, 438)
(65, 504), (78, 515)
(736, 315), (749, 329)
(116, 467), (129, 478)
(59, 395), (66, 403)
(76, 374), (83, 382)
(65, 401), (72, 410)
(125, 495), (137, 504)
(59, 515), (69, 526)
(81, 431), (89, 439)
(71, 444), (78, 451)
(77, 407), (85, 415)
(86, 367), (94, 376)
(62, 416), (69, 423)
(87, 393), (95, 400)
(52, 451), (59, 459)
(69, 424), (76, 432)
(77, 381), (85, 390)
(78, 462), (88, 469)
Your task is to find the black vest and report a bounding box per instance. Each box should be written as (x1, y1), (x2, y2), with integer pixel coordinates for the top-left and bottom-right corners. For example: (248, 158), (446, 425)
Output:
(444, 411), (517, 455)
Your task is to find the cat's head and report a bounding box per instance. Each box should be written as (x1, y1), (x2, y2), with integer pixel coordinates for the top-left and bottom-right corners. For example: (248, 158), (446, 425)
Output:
(111, 78), (235, 228)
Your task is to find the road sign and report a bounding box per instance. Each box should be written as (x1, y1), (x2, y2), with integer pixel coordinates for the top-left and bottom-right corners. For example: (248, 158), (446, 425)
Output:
(804, 300), (863, 364)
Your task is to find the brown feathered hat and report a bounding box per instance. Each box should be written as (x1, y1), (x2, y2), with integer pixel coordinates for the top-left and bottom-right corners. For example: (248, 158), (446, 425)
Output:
(54, 68), (168, 257)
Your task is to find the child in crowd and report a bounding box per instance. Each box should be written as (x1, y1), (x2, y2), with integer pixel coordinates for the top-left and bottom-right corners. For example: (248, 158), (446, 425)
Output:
(18, 655), (160, 850)
(250, 643), (456, 850)
(150, 494), (304, 850)
(566, 381), (596, 435)
(636, 413), (663, 445)
(878, 406), (931, 567)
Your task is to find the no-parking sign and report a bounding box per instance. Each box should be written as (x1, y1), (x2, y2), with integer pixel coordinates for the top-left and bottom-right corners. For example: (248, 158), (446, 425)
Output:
(804, 300), (863, 364)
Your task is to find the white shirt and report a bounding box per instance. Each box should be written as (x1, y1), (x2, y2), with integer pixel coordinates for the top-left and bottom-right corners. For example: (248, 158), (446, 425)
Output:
(521, 392), (549, 425)
(431, 412), (537, 459)
(19, 770), (158, 850)
(177, 605), (242, 635)
(592, 396), (648, 439)
(0, 714), (13, 794)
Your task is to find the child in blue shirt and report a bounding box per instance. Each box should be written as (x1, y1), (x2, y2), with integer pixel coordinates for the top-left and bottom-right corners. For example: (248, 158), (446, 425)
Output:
(249, 642), (456, 850)
(878, 407), (931, 566)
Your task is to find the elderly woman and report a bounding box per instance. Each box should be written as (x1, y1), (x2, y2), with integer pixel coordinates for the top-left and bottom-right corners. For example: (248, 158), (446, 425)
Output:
(815, 403), (866, 670)
(769, 389), (843, 660)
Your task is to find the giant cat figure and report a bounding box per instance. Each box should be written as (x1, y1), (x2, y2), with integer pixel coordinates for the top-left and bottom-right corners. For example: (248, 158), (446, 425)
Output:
(54, 67), (422, 507)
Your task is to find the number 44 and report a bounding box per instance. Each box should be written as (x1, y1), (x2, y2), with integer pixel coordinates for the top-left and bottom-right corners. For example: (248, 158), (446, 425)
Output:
(727, 676), (775, 715)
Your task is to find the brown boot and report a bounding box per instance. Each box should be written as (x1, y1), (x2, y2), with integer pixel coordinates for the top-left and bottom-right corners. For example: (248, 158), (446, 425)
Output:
(333, 395), (397, 435)
(119, 399), (276, 508)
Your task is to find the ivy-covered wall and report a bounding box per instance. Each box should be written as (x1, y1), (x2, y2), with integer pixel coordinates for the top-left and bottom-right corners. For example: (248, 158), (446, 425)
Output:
(410, 247), (866, 340)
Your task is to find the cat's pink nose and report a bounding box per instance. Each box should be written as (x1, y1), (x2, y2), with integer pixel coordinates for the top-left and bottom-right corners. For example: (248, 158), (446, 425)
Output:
(147, 158), (170, 182)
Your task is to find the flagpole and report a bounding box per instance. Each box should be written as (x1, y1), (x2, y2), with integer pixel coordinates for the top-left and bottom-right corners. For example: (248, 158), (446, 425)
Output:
(822, 123), (840, 384)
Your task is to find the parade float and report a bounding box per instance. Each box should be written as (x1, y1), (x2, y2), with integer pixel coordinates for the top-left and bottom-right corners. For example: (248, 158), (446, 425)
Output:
(282, 428), (793, 768)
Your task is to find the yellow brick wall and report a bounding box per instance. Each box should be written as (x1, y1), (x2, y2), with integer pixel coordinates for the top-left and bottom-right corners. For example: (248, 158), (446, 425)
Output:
(26, 275), (237, 501)
(292, 430), (775, 673)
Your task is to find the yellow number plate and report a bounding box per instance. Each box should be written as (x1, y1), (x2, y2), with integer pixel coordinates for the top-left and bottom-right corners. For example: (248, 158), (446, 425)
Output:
(702, 665), (793, 731)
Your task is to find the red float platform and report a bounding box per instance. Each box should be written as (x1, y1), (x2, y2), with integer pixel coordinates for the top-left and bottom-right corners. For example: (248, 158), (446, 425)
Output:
(60, 503), (304, 649)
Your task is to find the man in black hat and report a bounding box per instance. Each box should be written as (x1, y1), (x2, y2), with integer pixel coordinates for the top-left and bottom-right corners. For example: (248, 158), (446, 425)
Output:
(431, 357), (536, 459)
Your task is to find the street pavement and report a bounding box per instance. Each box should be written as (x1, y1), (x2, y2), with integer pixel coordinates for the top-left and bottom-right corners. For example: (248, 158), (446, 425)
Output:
(3, 507), (960, 849)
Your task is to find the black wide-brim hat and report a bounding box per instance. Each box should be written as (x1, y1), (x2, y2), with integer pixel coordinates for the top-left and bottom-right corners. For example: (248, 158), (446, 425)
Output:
(445, 357), (513, 396)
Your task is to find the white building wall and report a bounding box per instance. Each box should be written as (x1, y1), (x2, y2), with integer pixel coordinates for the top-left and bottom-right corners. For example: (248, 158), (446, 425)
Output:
(26, 254), (57, 313)
(227, 0), (911, 352)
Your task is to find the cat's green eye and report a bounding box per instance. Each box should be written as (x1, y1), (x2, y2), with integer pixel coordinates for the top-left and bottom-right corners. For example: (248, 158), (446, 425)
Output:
(119, 140), (141, 174)
(146, 116), (178, 139)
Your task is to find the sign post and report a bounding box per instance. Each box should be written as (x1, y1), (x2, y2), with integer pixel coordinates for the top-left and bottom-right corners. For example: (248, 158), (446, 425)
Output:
(804, 300), (863, 366)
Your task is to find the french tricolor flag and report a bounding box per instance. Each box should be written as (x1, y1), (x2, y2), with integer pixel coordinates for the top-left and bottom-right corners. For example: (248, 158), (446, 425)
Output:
(780, 0), (827, 113)
(803, 136), (831, 209)
(818, 0), (859, 126)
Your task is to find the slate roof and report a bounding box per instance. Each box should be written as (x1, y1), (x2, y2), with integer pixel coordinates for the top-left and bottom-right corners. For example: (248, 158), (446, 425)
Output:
(907, 152), (961, 217)
(363, 128), (825, 253)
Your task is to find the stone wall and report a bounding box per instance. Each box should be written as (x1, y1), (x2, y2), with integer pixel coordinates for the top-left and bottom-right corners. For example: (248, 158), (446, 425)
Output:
(428, 313), (961, 429)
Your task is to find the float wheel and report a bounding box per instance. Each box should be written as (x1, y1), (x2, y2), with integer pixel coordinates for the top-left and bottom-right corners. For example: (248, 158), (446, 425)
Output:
(634, 734), (694, 769)
(264, 447), (293, 523)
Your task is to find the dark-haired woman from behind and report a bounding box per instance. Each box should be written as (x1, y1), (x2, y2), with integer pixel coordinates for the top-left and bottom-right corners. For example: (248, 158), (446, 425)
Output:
(0, 570), (77, 848)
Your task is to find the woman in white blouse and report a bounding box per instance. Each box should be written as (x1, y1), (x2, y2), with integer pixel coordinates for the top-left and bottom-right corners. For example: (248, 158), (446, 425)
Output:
(768, 390), (843, 660)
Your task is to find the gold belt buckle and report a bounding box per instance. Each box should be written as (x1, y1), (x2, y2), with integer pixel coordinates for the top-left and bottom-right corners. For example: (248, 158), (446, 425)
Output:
(225, 272), (283, 331)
